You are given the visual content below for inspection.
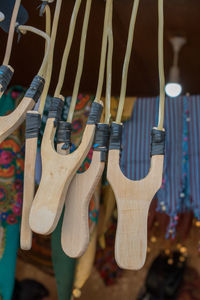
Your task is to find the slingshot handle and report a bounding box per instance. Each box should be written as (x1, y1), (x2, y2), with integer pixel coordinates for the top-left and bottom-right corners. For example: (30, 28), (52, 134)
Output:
(61, 151), (104, 258)
(115, 198), (150, 270)
(20, 136), (37, 250)
(20, 111), (41, 250)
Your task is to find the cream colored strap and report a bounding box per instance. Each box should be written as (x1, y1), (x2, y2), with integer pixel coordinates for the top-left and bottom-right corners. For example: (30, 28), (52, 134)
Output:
(115, 0), (140, 124)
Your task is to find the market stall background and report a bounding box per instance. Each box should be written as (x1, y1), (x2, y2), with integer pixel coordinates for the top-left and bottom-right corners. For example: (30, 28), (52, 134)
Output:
(0, 0), (199, 97)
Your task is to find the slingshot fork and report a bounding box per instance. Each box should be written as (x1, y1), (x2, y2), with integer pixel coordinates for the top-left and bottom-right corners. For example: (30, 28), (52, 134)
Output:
(29, 108), (102, 235)
(107, 132), (164, 269)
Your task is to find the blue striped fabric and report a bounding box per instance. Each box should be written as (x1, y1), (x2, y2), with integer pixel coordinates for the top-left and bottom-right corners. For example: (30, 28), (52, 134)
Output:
(120, 96), (200, 237)
(188, 96), (200, 219)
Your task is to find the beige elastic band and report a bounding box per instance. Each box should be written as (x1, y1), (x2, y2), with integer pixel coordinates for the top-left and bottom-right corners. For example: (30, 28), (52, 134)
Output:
(67, 0), (92, 123)
(38, 0), (63, 115)
(17, 25), (50, 77)
(157, 0), (165, 130)
(115, 0), (140, 124)
(54, 0), (82, 98)
(105, 0), (113, 124)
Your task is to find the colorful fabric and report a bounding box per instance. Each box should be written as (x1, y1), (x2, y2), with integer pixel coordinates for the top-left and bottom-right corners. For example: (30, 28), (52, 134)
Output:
(0, 87), (25, 227)
(0, 87), (25, 300)
(120, 96), (200, 238)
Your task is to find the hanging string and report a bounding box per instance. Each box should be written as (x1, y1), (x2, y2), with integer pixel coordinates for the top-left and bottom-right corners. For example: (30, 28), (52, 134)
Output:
(3, 0), (21, 65)
(115, 0), (140, 124)
(38, 0), (63, 115)
(95, 0), (112, 103)
(104, 0), (113, 125)
(44, 4), (51, 53)
(157, 0), (165, 130)
(54, 0), (82, 98)
(67, 0), (92, 123)
(17, 25), (50, 77)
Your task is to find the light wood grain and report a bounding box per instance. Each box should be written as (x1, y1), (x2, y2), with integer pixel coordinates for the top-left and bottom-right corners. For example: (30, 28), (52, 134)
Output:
(0, 97), (35, 143)
(20, 120), (38, 250)
(29, 118), (96, 235)
(61, 151), (105, 258)
(107, 149), (164, 270)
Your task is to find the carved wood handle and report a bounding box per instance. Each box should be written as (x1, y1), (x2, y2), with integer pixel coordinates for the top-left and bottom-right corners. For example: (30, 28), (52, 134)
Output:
(115, 201), (149, 270)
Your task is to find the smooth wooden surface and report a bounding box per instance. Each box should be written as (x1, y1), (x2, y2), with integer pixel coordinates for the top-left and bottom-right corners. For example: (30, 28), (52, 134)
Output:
(20, 124), (38, 250)
(0, 96), (35, 143)
(107, 149), (164, 270)
(29, 118), (96, 235)
(61, 151), (105, 258)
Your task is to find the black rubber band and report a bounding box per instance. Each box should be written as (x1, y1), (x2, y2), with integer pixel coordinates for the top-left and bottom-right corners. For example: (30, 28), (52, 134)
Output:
(109, 122), (123, 150)
(48, 97), (64, 127)
(93, 124), (110, 162)
(25, 75), (45, 102)
(25, 112), (41, 139)
(0, 65), (13, 93)
(151, 128), (165, 156)
(57, 121), (72, 150)
(87, 102), (103, 124)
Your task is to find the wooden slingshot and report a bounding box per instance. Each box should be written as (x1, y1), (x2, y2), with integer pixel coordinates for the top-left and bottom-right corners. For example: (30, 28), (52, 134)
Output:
(22, 0), (83, 248)
(21, 0), (61, 250)
(0, 16), (50, 144)
(61, 0), (113, 258)
(29, 0), (103, 236)
(107, 0), (166, 270)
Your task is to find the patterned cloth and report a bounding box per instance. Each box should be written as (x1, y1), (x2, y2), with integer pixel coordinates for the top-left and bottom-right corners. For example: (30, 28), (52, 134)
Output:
(0, 88), (24, 226)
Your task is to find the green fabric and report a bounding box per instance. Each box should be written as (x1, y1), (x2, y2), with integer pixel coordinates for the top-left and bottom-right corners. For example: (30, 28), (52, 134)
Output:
(51, 213), (76, 300)
(0, 223), (20, 300)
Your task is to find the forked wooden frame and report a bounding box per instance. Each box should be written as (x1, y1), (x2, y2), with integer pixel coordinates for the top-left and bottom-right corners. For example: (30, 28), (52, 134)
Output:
(107, 148), (164, 270)
(61, 0), (113, 258)
(29, 112), (102, 235)
(21, 1), (62, 250)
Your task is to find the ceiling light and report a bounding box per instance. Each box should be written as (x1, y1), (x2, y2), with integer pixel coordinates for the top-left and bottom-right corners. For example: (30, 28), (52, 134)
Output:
(165, 36), (186, 98)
